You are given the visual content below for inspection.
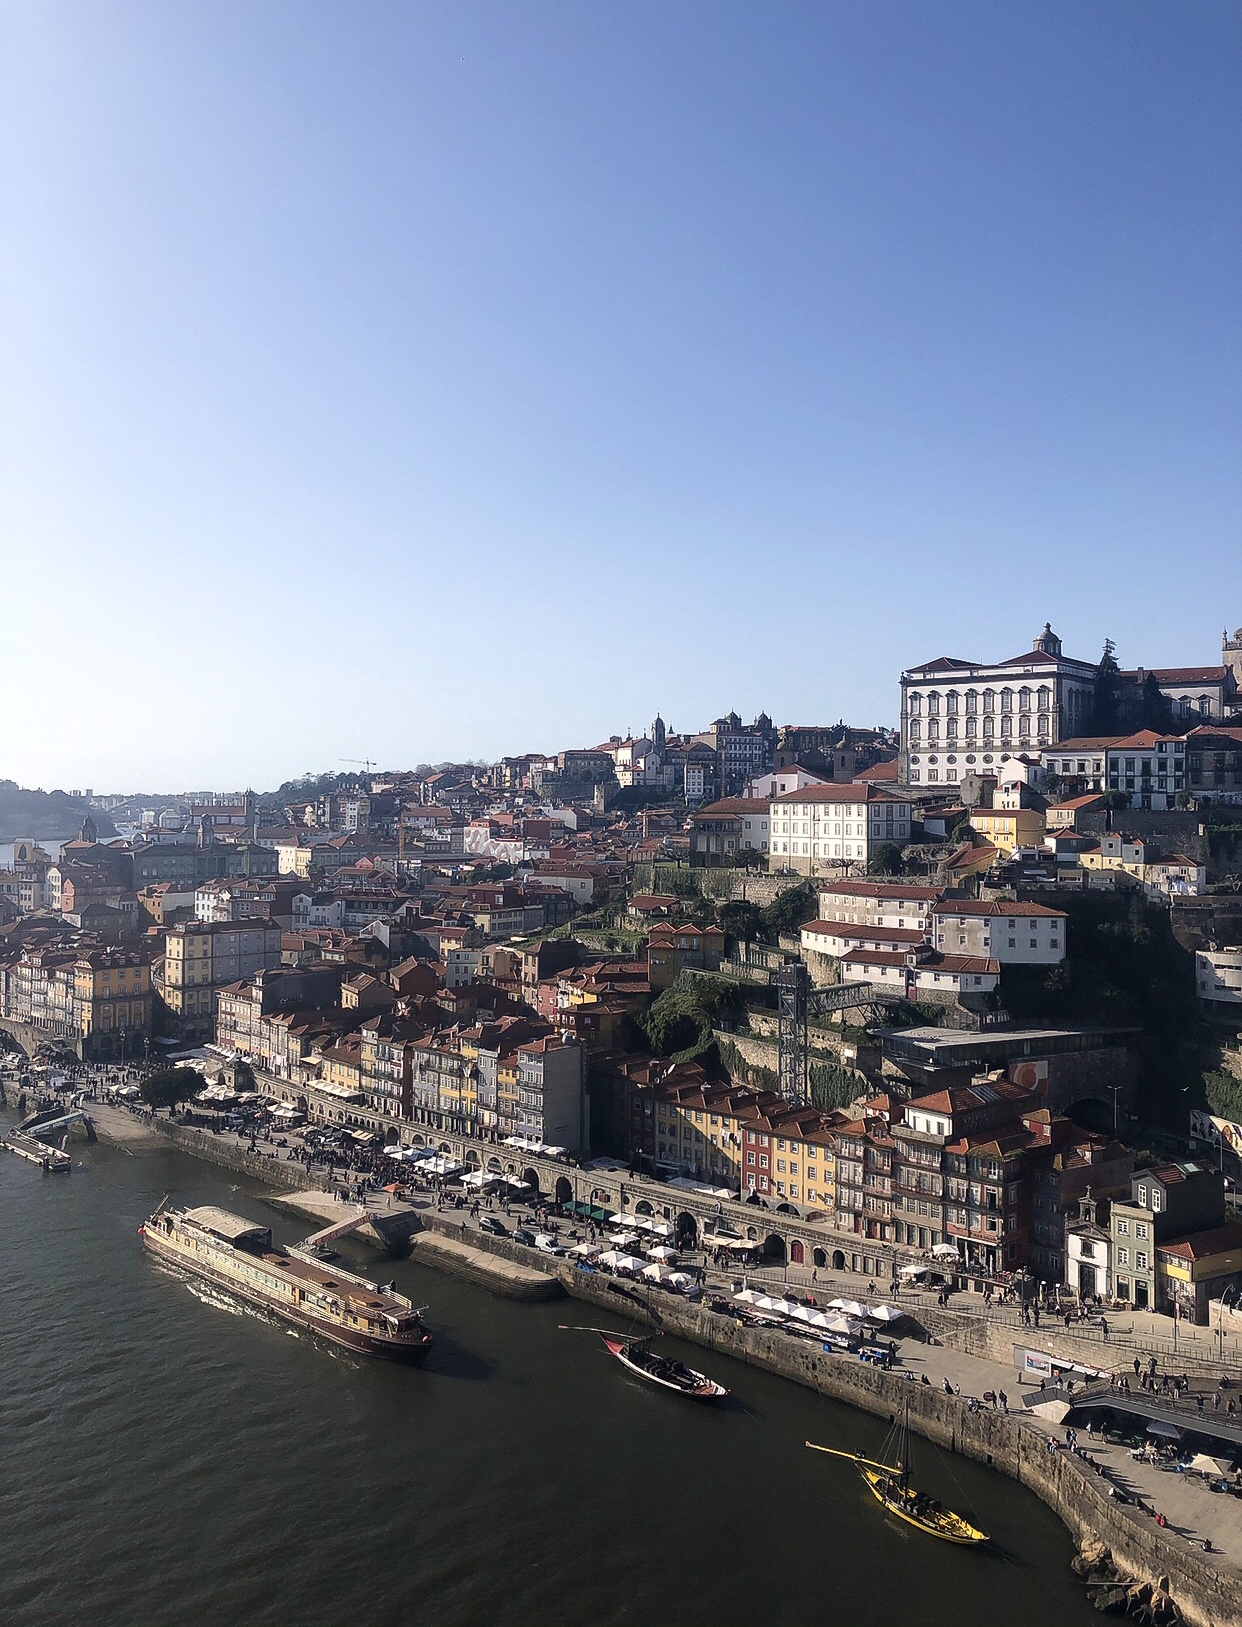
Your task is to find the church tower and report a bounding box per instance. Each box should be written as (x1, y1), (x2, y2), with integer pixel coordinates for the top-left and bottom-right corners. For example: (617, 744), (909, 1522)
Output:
(1225, 626), (1242, 691)
(1032, 622), (1063, 658)
(652, 714), (666, 755)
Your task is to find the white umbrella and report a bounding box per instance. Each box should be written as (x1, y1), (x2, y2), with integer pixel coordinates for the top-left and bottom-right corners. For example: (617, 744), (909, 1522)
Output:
(932, 1243), (959, 1259)
(755, 1295), (790, 1314)
(1191, 1453), (1234, 1476)
(823, 1314), (862, 1335)
(569, 1241), (600, 1257)
(668, 1272), (696, 1291)
(732, 1289), (763, 1306)
(866, 1304), (904, 1322)
(608, 1231), (641, 1248)
(899, 1265), (927, 1279)
(646, 1244), (679, 1261)
(829, 1299), (868, 1318)
(642, 1262), (674, 1283)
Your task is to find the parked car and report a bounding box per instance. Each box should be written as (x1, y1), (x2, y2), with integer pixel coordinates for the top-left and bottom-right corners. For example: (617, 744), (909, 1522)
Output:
(512, 1228), (536, 1248)
(532, 1233), (565, 1256)
(479, 1216), (508, 1237)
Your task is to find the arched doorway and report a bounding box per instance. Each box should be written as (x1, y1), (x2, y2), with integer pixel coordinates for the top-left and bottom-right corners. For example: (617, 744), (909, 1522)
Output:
(465, 1149), (480, 1167)
(522, 1167), (540, 1195)
(789, 1240), (805, 1265)
(674, 1212), (697, 1248)
(439, 1142), (453, 1154)
(812, 1247), (827, 1269)
(763, 1234), (786, 1264)
(487, 1156), (503, 1173)
(832, 1249), (846, 1271)
(635, 1198), (654, 1216)
(554, 1175), (573, 1207)
(746, 1226), (758, 1241)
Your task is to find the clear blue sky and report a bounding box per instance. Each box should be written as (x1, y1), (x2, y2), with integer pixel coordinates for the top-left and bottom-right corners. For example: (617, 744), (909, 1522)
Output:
(2, 1), (1239, 791)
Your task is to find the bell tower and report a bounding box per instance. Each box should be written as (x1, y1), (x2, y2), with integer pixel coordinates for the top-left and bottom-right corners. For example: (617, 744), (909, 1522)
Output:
(1224, 626), (1242, 690)
(1032, 622), (1063, 658)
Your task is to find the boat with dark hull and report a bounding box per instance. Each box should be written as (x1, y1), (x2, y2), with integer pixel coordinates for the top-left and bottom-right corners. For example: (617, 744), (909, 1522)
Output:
(598, 1332), (729, 1400)
(141, 1201), (432, 1362)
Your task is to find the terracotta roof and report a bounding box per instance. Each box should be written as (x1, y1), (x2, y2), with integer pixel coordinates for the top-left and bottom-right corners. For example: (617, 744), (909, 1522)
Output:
(931, 899), (1065, 919)
(818, 880), (941, 901)
(1157, 1223), (1242, 1262)
(773, 784), (906, 805)
(907, 657), (977, 673)
(1127, 666), (1230, 685)
(802, 919), (927, 943)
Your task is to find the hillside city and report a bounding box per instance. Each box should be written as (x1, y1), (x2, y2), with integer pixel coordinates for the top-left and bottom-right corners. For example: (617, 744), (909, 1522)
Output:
(5, 620), (1242, 1330)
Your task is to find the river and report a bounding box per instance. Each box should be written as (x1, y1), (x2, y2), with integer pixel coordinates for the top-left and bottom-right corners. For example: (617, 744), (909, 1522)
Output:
(0, 1117), (1100, 1627)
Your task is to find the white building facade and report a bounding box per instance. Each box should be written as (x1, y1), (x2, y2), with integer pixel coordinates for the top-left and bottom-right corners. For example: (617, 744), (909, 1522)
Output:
(930, 900), (1067, 965)
(900, 624), (1098, 787)
(768, 785), (912, 874)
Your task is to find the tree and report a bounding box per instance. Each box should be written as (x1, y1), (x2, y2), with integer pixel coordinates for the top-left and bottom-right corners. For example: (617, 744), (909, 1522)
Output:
(761, 882), (818, 939)
(717, 900), (766, 944)
(869, 841), (905, 876)
(641, 973), (745, 1060)
(139, 1067), (203, 1111)
(1090, 639), (1121, 734)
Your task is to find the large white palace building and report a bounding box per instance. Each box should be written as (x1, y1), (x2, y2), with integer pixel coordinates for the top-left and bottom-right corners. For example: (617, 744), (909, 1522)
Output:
(899, 624), (1097, 787)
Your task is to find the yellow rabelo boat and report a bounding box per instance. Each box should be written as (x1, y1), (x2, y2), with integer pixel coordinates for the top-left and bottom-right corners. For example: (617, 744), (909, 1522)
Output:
(806, 1402), (988, 1546)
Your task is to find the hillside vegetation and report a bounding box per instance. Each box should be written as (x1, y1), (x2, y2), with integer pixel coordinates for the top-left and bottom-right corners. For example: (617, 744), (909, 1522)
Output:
(0, 781), (115, 842)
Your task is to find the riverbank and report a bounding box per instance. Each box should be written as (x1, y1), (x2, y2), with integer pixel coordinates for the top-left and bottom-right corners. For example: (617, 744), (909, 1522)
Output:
(91, 1106), (562, 1300)
(87, 1105), (1240, 1626)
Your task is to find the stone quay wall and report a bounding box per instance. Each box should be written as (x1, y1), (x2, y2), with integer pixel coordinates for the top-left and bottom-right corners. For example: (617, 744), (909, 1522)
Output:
(101, 1108), (1239, 1625)
(141, 1116), (326, 1192)
(554, 1266), (1242, 1627)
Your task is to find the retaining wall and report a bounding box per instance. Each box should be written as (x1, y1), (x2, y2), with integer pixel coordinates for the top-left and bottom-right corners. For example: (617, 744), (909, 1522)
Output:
(99, 1109), (1241, 1623)
(553, 1267), (1242, 1627)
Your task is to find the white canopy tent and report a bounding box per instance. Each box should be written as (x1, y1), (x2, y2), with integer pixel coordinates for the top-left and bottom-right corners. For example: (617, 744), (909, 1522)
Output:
(422, 1156), (466, 1177)
(645, 1244), (679, 1261)
(866, 1304), (904, 1323)
(828, 1299), (869, 1319)
(597, 1250), (646, 1272)
(931, 1243), (959, 1259)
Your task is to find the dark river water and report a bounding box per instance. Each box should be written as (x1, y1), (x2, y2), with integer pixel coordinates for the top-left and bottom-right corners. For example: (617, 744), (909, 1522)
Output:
(0, 1119), (1100, 1627)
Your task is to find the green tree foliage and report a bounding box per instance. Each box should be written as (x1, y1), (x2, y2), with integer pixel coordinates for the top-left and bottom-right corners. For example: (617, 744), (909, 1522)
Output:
(1205, 1069), (1242, 1125)
(760, 882), (818, 939)
(809, 1059), (863, 1112)
(642, 974), (745, 1061)
(717, 900), (766, 944)
(869, 841), (906, 875)
(139, 1068), (203, 1110)
(1001, 895), (1200, 1125)
(664, 869), (702, 902)
(1090, 638), (1121, 734)
(0, 781), (117, 843)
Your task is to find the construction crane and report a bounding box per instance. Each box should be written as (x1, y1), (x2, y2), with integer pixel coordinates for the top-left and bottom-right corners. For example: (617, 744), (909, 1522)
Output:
(340, 757), (377, 774)
(775, 962), (903, 1106)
